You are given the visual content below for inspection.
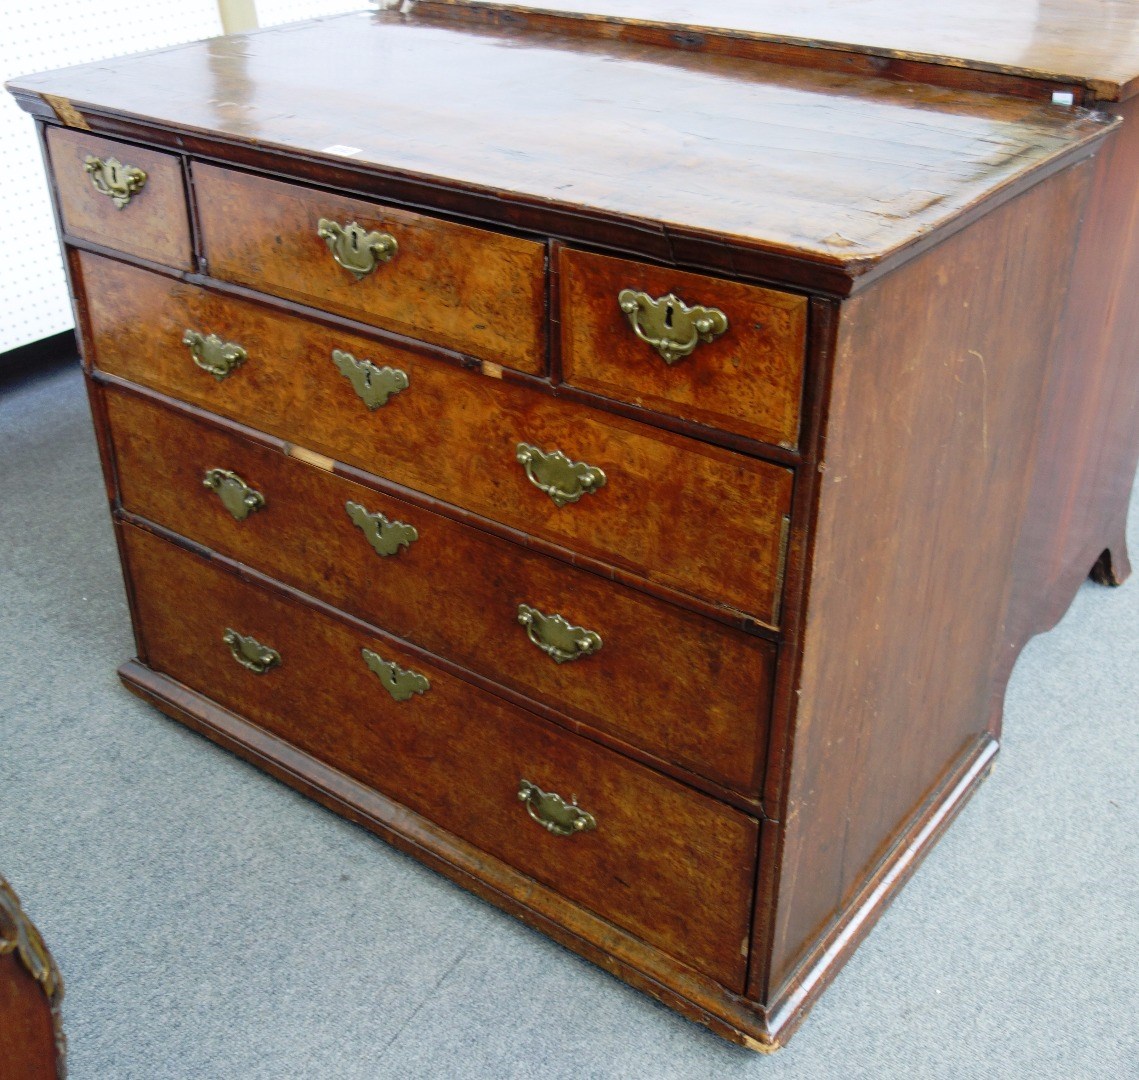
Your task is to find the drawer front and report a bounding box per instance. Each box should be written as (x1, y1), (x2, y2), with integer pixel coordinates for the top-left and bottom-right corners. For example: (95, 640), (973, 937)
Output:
(82, 253), (794, 623)
(560, 248), (807, 447)
(122, 523), (760, 990)
(105, 386), (775, 793)
(193, 163), (547, 373)
(47, 127), (192, 269)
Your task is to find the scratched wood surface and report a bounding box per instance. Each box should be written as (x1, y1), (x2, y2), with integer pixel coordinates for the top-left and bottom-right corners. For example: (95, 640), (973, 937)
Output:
(6, 13), (1114, 270)
(103, 383), (778, 795)
(759, 157), (1095, 1002)
(79, 252), (794, 623)
(429, 0), (1139, 101)
(122, 522), (760, 990)
(195, 163), (547, 372)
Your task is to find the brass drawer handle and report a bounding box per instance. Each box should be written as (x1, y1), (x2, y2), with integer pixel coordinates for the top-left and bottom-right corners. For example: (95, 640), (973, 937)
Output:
(346, 501), (418, 557)
(183, 329), (246, 381)
(362, 648), (430, 702)
(618, 289), (729, 365)
(518, 779), (597, 837)
(223, 629), (281, 675)
(331, 349), (409, 409)
(317, 218), (398, 280)
(515, 442), (606, 508)
(517, 604), (602, 664)
(203, 468), (265, 521)
(84, 154), (147, 209)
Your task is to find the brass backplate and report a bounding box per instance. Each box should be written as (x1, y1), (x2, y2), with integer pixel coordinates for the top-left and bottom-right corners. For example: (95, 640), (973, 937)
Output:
(517, 603), (602, 664)
(331, 349), (409, 410)
(84, 154), (146, 209)
(362, 648), (430, 702)
(317, 218), (398, 280)
(518, 779), (597, 837)
(618, 288), (729, 365)
(515, 443), (606, 508)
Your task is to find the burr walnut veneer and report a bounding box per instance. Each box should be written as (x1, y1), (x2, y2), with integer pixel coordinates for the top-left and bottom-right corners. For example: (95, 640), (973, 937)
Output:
(9, 1), (1138, 1050)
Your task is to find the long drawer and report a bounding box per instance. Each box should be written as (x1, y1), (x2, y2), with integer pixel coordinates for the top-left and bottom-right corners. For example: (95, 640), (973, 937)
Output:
(120, 522), (760, 990)
(103, 384), (776, 793)
(80, 251), (794, 624)
(193, 163), (547, 374)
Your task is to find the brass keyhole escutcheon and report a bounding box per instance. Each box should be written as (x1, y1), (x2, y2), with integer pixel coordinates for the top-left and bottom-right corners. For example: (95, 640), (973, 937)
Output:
(346, 501), (418, 557)
(361, 648), (430, 702)
(618, 289), (729, 365)
(331, 349), (409, 410)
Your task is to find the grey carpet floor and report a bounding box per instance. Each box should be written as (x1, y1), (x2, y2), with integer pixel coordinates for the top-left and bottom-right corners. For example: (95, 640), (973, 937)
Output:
(1, 360), (1136, 1080)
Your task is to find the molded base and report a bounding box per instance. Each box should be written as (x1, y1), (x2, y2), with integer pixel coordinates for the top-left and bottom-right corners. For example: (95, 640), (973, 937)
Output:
(118, 660), (999, 1051)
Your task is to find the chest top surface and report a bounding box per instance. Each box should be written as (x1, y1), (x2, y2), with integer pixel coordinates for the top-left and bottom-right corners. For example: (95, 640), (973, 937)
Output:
(7, 11), (1114, 281)
(438, 0), (1139, 101)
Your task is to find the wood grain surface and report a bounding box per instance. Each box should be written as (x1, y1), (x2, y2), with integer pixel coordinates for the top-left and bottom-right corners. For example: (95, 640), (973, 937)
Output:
(560, 248), (807, 448)
(425, 0), (1139, 101)
(46, 127), (191, 269)
(121, 521), (761, 990)
(102, 383), (777, 794)
(758, 158), (1095, 1001)
(7, 14), (1114, 278)
(79, 252), (794, 623)
(194, 163), (546, 372)
(997, 92), (1139, 706)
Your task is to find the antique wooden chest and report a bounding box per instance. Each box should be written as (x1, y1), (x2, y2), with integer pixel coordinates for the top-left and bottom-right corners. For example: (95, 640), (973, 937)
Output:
(9, 0), (1138, 1049)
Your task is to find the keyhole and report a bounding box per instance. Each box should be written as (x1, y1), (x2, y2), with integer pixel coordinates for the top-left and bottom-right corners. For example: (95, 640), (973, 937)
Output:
(351, 230), (359, 252)
(110, 164), (119, 184)
(664, 302), (674, 330)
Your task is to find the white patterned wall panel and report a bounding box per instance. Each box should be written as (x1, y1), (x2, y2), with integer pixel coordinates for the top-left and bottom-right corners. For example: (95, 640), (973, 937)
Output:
(255, 0), (368, 28)
(0, 2), (223, 353)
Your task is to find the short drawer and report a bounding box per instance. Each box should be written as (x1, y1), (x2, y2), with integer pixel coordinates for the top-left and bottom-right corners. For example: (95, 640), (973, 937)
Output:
(193, 162), (547, 373)
(122, 523), (760, 990)
(104, 385), (775, 794)
(46, 127), (192, 269)
(560, 248), (807, 447)
(82, 252), (794, 624)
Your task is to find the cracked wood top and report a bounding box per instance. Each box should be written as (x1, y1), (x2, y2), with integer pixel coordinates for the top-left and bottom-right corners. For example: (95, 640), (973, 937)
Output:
(7, 11), (1116, 278)
(432, 0), (1139, 101)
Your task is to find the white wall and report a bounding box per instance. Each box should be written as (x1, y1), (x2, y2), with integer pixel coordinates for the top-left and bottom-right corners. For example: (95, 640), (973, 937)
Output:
(0, 0), (365, 354)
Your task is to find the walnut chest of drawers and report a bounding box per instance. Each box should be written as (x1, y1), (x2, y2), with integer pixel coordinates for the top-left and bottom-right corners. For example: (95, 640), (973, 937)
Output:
(9, 1), (1137, 1050)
